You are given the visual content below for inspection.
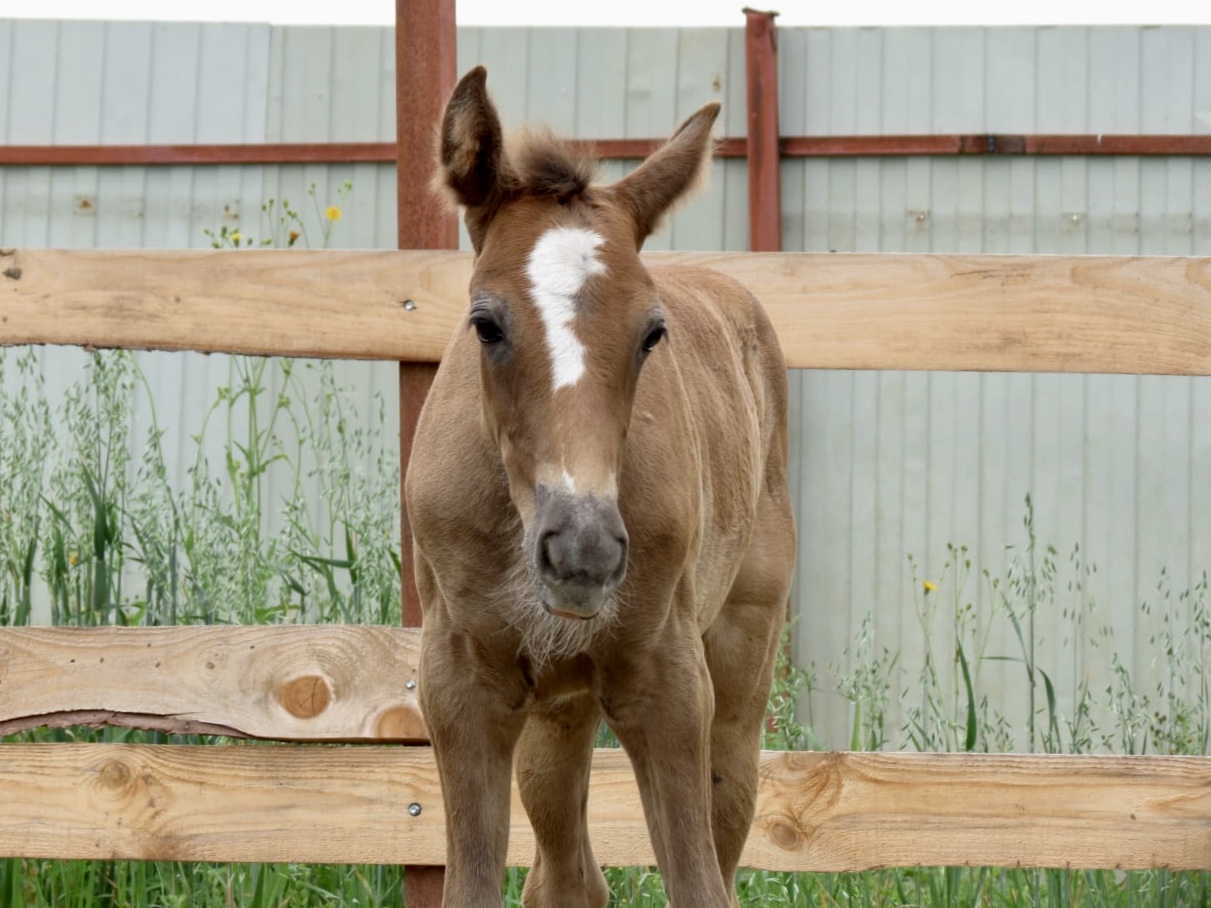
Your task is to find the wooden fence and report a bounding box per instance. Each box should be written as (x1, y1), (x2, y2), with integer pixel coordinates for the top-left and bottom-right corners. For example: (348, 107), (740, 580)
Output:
(1, 247), (1210, 873)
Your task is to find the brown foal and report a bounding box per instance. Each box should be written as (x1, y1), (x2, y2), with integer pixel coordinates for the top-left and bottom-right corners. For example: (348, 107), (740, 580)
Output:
(405, 66), (796, 908)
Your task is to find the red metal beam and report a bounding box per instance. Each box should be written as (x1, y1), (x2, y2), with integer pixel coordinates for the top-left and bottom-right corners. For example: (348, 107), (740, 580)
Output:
(0, 143), (396, 166)
(4, 135), (1211, 167)
(396, 3), (458, 252)
(396, 0), (455, 903)
(780, 135), (966, 156)
(0, 138), (748, 166)
(1001, 134), (1211, 155)
(779, 134), (1211, 156)
(744, 8), (782, 253)
(396, 0), (456, 631)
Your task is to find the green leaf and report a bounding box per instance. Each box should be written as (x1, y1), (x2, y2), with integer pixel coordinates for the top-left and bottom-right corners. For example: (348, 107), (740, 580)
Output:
(957, 639), (978, 752)
(1040, 668), (1060, 751)
(344, 523), (360, 586)
(850, 698), (863, 752)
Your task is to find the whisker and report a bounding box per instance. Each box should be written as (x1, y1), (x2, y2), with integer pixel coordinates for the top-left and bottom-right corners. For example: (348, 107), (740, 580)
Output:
(487, 512), (620, 667)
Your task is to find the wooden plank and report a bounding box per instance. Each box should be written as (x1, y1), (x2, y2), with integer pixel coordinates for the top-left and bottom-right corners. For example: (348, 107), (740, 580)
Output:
(0, 247), (469, 361)
(748, 751), (1211, 872)
(0, 743), (453, 865)
(0, 626), (425, 742)
(0, 745), (1207, 870)
(3, 248), (1211, 375)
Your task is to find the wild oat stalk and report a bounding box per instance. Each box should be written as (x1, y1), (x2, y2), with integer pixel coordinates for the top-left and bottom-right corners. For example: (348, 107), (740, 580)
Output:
(0, 349), (53, 627)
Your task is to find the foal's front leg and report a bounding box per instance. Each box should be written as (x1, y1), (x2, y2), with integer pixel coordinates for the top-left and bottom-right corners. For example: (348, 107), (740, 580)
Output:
(606, 632), (733, 908)
(419, 622), (525, 908)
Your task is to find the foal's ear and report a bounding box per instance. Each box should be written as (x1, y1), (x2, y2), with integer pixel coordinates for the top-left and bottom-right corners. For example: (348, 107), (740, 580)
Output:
(611, 102), (721, 248)
(436, 66), (507, 250)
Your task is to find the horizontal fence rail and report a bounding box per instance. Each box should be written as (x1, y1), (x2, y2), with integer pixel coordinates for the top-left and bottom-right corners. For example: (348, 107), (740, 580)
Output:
(3, 248), (1211, 375)
(1, 744), (1208, 870)
(0, 626), (424, 742)
(1, 629), (1209, 870)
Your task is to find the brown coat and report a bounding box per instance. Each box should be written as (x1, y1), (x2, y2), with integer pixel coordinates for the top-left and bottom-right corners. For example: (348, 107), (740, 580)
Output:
(405, 66), (796, 908)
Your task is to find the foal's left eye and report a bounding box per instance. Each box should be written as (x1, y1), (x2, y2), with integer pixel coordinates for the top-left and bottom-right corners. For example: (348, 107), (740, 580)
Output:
(471, 315), (505, 345)
(641, 324), (667, 354)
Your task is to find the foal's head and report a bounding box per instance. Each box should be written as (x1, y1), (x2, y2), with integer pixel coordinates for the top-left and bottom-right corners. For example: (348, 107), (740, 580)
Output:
(436, 66), (718, 629)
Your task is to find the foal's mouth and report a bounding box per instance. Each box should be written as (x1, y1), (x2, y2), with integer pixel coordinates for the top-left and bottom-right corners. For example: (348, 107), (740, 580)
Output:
(542, 602), (597, 621)
(538, 581), (607, 620)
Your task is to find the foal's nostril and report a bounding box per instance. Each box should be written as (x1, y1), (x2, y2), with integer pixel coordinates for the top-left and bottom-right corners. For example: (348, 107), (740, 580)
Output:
(538, 524), (627, 589)
(538, 530), (560, 579)
(584, 532), (625, 586)
(608, 533), (628, 586)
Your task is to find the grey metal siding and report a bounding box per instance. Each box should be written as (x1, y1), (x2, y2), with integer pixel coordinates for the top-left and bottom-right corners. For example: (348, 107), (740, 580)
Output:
(2, 20), (1210, 748)
(778, 26), (1211, 746)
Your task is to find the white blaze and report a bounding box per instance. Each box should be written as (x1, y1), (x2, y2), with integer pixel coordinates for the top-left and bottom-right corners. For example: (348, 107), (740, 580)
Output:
(525, 226), (606, 391)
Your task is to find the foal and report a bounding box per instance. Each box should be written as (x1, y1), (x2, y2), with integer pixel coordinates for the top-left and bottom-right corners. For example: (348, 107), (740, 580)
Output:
(405, 66), (796, 908)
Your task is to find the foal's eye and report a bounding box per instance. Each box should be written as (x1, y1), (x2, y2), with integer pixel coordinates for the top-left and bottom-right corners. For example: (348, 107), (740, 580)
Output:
(471, 315), (505, 345)
(641, 324), (667, 354)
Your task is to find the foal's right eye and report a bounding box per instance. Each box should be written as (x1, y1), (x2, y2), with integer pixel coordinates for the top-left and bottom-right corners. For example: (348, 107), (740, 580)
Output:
(641, 324), (667, 354)
(471, 315), (505, 345)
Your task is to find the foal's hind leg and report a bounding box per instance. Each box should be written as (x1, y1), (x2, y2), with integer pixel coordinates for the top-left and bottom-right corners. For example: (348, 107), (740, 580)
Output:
(703, 502), (795, 903)
(517, 694), (609, 908)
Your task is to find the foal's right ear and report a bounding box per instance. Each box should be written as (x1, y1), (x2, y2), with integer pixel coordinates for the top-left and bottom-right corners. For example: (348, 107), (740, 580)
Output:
(436, 66), (507, 250)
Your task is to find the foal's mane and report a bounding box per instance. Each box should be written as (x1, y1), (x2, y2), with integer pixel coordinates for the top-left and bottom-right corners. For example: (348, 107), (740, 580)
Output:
(507, 129), (597, 203)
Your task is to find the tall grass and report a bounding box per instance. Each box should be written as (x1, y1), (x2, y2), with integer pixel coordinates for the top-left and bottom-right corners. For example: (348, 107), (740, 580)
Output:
(4, 353), (1208, 907)
(768, 495), (1211, 908)
(834, 496), (1211, 761)
(0, 345), (405, 907)
(0, 348), (400, 631)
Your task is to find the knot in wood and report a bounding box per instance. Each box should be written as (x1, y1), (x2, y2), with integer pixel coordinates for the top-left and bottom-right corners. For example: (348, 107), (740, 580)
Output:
(278, 674), (333, 719)
(99, 758), (133, 791)
(374, 705), (428, 740)
(769, 816), (805, 851)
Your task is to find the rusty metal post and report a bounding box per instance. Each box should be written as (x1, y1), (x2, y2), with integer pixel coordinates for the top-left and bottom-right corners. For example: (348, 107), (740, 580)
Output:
(396, 0), (457, 903)
(743, 8), (782, 252)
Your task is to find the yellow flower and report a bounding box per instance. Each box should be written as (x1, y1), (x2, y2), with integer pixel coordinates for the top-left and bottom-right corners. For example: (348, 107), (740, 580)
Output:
(923, 580), (937, 594)
(325, 206), (342, 221)
(69, 552), (79, 566)
(230, 230), (242, 244)
(288, 230), (301, 247)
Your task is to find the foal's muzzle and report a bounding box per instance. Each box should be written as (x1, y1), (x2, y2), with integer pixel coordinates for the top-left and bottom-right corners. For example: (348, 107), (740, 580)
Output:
(532, 489), (628, 619)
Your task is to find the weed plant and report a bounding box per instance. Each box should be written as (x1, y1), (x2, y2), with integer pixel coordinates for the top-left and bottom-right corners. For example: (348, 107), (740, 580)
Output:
(0, 341), (407, 905)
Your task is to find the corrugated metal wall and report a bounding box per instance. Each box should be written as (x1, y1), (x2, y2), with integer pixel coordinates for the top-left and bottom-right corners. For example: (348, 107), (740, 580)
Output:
(778, 27), (1211, 748)
(2, 20), (1209, 748)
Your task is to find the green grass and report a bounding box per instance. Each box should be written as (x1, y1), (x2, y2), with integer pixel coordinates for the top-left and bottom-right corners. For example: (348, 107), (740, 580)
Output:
(0, 857), (404, 908)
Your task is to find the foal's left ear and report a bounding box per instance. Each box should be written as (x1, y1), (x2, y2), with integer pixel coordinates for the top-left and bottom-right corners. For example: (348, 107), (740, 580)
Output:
(435, 66), (509, 251)
(610, 102), (720, 248)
